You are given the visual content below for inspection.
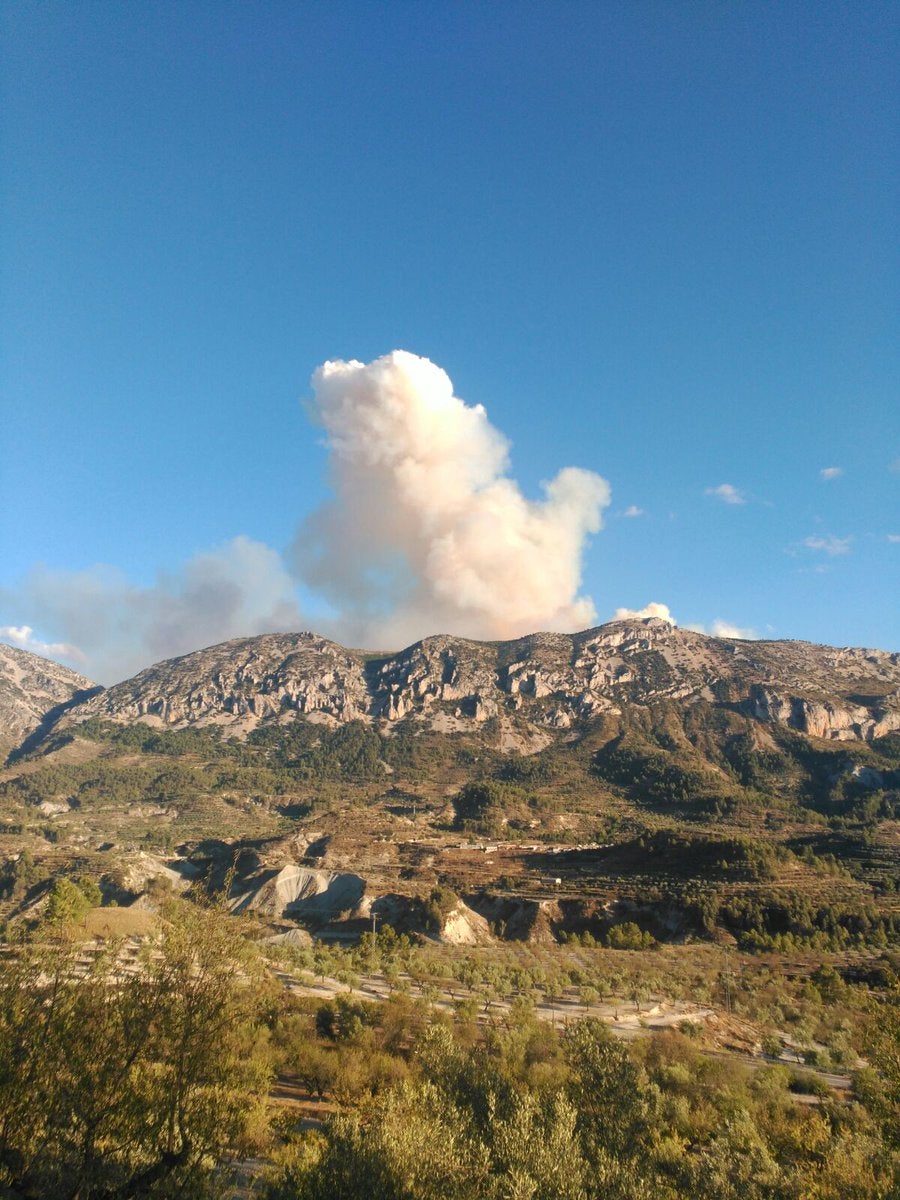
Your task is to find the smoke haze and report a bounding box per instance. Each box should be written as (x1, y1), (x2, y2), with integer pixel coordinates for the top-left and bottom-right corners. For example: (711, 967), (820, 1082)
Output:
(2, 537), (303, 684)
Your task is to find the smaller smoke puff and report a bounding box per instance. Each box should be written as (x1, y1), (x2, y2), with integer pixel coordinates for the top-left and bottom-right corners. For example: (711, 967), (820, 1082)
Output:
(615, 605), (757, 640)
(613, 602), (675, 624)
(293, 351), (611, 646)
(0, 625), (85, 663)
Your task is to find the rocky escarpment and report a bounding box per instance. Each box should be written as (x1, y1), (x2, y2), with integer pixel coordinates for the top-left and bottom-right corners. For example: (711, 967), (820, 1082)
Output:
(26, 619), (900, 748)
(748, 684), (900, 741)
(0, 642), (100, 755)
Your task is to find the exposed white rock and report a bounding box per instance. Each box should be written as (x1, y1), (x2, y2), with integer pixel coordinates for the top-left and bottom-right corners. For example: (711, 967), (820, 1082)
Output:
(231, 863), (366, 921)
(439, 903), (495, 945)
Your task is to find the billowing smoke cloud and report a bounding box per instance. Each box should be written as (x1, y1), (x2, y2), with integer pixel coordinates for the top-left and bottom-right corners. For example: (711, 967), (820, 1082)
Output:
(292, 351), (610, 646)
(2, 351), (611, 681)
(2, 537), (303, 684)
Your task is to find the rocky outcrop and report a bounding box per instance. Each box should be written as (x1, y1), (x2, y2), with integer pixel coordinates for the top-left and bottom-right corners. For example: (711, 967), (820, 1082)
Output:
(18, 619), (900, 751)
(747, 685), (900, 741)
(438, 903), (495, 946)
(80, 634), (371, 730)
(470, 894), (564, 943)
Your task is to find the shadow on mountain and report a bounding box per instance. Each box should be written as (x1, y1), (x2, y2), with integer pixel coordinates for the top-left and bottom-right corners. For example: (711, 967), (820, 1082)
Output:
(7, 686), (104, 765)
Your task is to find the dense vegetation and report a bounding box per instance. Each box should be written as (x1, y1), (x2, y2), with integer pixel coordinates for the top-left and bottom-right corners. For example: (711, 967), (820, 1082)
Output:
(1, 706), (897, 950)
(264, 998), (900, 1200)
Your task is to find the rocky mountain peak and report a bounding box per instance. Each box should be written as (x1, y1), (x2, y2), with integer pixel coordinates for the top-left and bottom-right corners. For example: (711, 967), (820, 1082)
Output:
(17, 617), (898, 752)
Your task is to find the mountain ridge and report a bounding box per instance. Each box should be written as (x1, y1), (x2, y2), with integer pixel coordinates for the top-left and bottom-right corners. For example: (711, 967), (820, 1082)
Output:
(15, 617), (899, 755)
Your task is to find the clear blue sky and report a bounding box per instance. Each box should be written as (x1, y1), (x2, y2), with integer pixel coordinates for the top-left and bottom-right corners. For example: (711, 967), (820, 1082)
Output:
(1, 1), (898, 681)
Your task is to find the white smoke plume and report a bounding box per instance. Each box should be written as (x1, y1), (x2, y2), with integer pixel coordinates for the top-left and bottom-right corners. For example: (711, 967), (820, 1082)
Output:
(707, 620), (758, 639)
(613, 605), (758, 640)
(292, 351), (611, 646)
(2, 537), (303, 684)
(682, 618), (759, 639)
(2, 351), (611, 681)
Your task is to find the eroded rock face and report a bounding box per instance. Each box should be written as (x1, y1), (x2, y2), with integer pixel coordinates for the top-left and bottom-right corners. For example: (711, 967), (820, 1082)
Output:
(230, 862), (366, 922)
(439, 903), (495, 946)
(24, 619), (900, 748)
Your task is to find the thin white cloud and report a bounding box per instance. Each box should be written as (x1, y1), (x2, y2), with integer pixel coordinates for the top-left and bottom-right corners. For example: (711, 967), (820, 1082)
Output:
(622, 505), (644, 518)
(887, 534), (900, 544)
(820, 466), (843, 481)
(0, 625), (86, 664)
(613, 602), (674, 623)
(708, 619), (758, 639)
(803, 535), (851, 556)
(704, 483), (745, 505)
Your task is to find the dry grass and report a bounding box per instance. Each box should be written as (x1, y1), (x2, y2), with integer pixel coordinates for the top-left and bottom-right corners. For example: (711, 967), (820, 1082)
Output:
(81, 906), (159, 938)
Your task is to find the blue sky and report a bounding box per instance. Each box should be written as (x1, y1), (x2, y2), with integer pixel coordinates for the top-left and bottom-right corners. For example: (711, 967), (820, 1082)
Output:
(1, 1), (898, 682)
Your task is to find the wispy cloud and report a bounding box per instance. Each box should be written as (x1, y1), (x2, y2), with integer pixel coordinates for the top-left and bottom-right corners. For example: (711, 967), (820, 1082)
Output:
(704, 483), (745, 505)
(820, 466), (843, 481)
(1, 537), (304, 685)
(622, 505), (644, 518)
(803, 535), (851, 556)
(888, 534), (900, 544)
(0, 625), (86, 664)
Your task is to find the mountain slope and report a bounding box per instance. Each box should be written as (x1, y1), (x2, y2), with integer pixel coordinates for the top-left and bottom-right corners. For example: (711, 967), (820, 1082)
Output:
(0, 642), (100, 757)
(2, 621), (898, 955)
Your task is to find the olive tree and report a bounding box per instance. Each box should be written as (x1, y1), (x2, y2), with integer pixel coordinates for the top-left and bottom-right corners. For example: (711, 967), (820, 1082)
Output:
(0, 896), (273, 1199)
